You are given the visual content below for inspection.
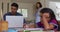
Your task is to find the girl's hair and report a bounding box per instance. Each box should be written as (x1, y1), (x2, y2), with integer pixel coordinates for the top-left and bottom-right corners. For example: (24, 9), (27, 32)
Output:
(40, 8), (56, 20)
(40, 8), (59, 30)
(36, 2), (42, 9)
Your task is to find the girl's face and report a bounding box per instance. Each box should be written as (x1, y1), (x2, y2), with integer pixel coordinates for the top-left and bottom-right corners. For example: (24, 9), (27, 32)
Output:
(40, 13), (51, 22)
(36, 4), (40, 8)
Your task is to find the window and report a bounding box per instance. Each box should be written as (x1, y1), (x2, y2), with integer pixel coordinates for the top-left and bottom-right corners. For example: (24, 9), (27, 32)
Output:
(49, 2), (60, 20)
(56, 3), (60, 20)
(17, 9), (28, 18)
(22, 9), (28, 17)
(17, 9), (21, 13)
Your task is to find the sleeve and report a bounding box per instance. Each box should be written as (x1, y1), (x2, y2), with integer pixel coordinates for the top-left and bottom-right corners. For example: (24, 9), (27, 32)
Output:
(3, 12), (9, 20)
(49, 19), (58, 29)
(36, 23), (40, 28)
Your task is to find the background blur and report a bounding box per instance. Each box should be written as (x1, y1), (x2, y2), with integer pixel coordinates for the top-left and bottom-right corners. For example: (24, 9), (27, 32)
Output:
(0, 0), (60, 22)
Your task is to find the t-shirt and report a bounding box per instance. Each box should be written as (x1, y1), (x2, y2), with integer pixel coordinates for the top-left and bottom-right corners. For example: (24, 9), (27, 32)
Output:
(37, 19), (58, 30)
(3, 12), (26, 24)
(3, 12), (23, 20)
(35, 8), (42, 23)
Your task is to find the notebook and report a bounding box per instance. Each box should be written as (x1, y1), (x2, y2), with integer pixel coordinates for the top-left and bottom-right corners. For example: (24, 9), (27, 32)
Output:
(6, 16), (24, 28)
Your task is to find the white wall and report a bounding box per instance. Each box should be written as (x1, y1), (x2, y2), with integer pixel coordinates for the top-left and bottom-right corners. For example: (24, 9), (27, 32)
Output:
(49, 0), (60, 2)
(39, 0), (60, 7)
(0, 0), (9, 20)
(9, 3), (35, 21)
(39, 0), (60, 21)
(0, 0), (39, 21)
(18, 3), (35, 20)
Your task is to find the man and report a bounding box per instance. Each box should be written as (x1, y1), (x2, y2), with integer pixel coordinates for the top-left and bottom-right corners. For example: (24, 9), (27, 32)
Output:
(3, 3), (23, 20)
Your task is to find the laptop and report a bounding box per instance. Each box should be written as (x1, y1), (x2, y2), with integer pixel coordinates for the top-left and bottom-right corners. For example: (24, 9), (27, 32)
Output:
(6, 16), (24, 28)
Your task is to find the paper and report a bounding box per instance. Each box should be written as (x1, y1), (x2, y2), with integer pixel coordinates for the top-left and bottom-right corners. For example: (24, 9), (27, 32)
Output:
(25, 28), (43, 30)
(30, 31), (43, 32)
(6, 16), (24, 28)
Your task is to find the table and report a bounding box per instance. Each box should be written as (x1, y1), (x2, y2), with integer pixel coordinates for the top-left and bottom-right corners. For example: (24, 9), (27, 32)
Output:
(16, 28), (55, 32)
(8, 28), (43, 32)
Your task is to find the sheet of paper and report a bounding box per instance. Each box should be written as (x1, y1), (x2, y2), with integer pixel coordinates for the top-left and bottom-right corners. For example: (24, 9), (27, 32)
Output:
(25, 28), (43, 30)
(30, 31), (43, 32)
(6, 16), (24, 28)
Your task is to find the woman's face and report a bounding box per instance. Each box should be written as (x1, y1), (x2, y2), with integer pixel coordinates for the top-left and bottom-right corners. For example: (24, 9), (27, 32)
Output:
(36, 4), (40, 8)
(40, 13), (51, 22)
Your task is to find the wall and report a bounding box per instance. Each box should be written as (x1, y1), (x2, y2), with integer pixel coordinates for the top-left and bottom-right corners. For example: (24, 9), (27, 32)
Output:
(0, 0), (39, 21)
(18, 3), (35, 20)
(0, 0), (8, 20)
(39, 0), (60, 7)
(9, 1), (37, 21)
(39, 0), (60, 22)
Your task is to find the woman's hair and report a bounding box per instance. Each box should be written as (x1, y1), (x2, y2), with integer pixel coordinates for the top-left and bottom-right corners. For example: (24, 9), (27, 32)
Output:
(40, 8), (56, 20)
(36, 2), (42, 9)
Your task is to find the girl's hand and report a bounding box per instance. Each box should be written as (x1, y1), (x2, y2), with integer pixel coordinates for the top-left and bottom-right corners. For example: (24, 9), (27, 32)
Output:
(41, 13), (52, 30)
(41, 13), (54, 30)
(42, 13), (50, 22)
(42, 14), (47, 22)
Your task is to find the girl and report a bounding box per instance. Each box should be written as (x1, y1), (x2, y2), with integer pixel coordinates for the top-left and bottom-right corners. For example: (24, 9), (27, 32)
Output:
(37, 8), (58, 30)
(35, 2), (42, 23)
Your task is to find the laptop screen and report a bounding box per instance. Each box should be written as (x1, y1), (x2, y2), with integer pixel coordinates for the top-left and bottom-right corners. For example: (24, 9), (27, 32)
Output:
(6, 16), (24, 28)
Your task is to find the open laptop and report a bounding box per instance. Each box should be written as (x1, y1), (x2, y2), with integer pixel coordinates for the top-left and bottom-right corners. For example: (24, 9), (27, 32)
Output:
(6, 16), (24, 28)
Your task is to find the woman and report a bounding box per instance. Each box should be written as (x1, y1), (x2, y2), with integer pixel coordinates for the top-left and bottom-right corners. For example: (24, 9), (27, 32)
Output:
(35, 2), (42, 23)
